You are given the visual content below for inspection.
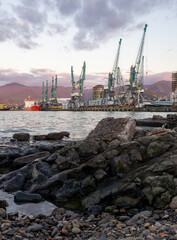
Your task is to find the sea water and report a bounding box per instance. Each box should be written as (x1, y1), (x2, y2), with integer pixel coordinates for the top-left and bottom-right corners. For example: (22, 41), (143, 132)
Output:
(0, 111), (174, 140)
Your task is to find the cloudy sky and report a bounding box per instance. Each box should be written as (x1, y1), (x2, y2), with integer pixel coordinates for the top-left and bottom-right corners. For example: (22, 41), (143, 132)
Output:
(0, 0), (177, 87)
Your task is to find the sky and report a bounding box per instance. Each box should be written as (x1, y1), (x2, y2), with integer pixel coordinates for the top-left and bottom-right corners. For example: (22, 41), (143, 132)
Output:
(0, 0), (177, 88)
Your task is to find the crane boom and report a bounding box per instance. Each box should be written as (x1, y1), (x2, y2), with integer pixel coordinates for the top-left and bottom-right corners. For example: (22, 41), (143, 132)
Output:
(51, 77), (54, 98)
(46, 80), (48, 101)
(112, 38), (122, 80)
(42, 82), (44, 102)
(108, 38), (122, 91)
(71, 66), (76, 93)
(130, 24), (147, 86)
(78, 61), (86, 95)
(55, 75), (57, 99)
(135, 24), (147, 78)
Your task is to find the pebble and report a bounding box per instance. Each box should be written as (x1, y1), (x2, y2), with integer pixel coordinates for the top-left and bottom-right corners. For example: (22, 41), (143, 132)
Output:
(72, 227), (81, 234)
(0, 207), (177, 240)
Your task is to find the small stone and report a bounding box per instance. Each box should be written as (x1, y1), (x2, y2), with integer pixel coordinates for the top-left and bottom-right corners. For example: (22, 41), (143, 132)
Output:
(155, 222), (161, 227)
(146, 236), (155, 240)
(118, 216), (130, 222)
(61, 228), (68, 236)
(0, 208), (7, 219)
(51, 227), (58, 237)
(87, 214), (94, 222)
(148, 225), (157, 232)
(23, 233), (35, 238)
(72, 227), (81, 234)
(120, 208), (126, 213)
(130, 226), (137, 235)
(144, 223), (150, 228)
(27, 223), (43, 232)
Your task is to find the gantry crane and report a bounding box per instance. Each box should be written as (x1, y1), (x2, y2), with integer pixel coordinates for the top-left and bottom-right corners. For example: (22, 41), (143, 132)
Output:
(103, 39), (123, 106)
(68, 61), (86, 109)
(124, 24), (147, 107)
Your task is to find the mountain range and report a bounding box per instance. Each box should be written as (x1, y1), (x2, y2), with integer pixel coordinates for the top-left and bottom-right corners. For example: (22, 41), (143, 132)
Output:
(0, 80), (172, 105)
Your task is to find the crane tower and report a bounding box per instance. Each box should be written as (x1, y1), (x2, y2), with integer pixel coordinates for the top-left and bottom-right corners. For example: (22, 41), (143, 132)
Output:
(68, 61), (86, 109)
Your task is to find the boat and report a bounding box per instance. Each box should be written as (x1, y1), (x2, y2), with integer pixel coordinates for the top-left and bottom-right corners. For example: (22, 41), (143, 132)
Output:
(24, 98), (42, 111)
(0, 104), (11, 111)
(41, 99), (62, 111)
(151, 99), (173, 107)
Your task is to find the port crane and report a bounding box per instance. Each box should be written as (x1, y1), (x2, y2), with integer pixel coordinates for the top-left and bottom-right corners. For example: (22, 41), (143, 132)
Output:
(68, 61), (86, 109)
(103, 38), (123, 106)
(123, 24), (147, 107)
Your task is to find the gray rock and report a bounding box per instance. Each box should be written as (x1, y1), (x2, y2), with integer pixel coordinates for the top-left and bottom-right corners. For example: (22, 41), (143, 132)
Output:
(46, 132), (69, 140)
(14, 191), (42, 203)
(4, 173), (25, 192)
(13, 133), (30, 141)
(126, 210), (152, 225)
(151, 160), (174, 173)
(77, 139), (100, 157)
(55, 155), (78, 170)
(87, 205), (102, 216)
(33, 135), (47, 141)
(0, 208), (7, 219)
(0, 200), (8, 208)
(94, 169), (108, 181)
(81, 176), (96, 193)
(142, 174), (175, 207)
(23, 233), (35, 238)
(87, 117), (136, 143)
(82, 196), (99, 209)
(129, 149), (142, 162)
(46, 152), (59, 162)
(170, 196), (177, 208)
(111, 154), (131, 175)
(13, 151), (50, 168)
(147, 141), (171, 158)
(108, 139), (120, 149)
(27, 223), (43, 232)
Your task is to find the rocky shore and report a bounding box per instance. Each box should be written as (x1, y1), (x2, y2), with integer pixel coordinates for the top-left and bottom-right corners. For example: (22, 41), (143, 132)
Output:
(0, 114), (177, 239)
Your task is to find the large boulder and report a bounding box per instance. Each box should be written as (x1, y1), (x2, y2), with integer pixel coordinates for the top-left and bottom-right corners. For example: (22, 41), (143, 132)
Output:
(13, 133), (30, 141)
(87, 117), (136, 143)
(33, 135), (47, 141)
(111, 154), (131, 175)
(142, 174), (176, 208)
(147, 141), (171, 158)
(3, 173), (25, 192)
(76, 139), (100, 158)
(14, 191), (42, 203)
(13, 151), (50, 168)
(46, 131), (70, 140)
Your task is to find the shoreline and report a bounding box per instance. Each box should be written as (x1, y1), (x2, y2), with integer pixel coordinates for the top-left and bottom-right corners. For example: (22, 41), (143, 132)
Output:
(0, 114), (177, 239)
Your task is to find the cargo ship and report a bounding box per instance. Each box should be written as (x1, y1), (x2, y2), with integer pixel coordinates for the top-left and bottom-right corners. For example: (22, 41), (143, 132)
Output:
(24, 98), (42, 111)
(0, 104), (11, 111)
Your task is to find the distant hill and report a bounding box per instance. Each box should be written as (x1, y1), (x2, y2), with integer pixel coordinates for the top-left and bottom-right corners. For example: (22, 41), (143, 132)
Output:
(144, 80), (172, 99)
(0, 83), (72, 105)
(0, 80), (172, 105)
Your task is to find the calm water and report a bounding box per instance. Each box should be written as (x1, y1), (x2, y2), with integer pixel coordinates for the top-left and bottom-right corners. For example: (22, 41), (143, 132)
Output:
(0, 111), (174, 140)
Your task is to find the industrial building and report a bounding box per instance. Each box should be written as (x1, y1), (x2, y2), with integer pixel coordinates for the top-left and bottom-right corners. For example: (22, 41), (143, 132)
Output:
(93, 85), (104, 100)
(172, 72), (177, 105)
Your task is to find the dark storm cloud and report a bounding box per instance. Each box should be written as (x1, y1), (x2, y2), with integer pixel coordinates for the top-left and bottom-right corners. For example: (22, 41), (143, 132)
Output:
(14, 5), (47, 27)
(55, 0), (81, 16)
(0, 0), (64, 49)
(0, 0), (176, 50)
(0, 12), (39, 49)
(72, 0), (175, 50)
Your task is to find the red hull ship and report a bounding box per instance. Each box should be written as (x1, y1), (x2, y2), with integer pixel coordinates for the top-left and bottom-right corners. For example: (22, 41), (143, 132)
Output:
(24, 98), (42, 111)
